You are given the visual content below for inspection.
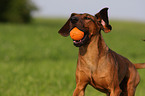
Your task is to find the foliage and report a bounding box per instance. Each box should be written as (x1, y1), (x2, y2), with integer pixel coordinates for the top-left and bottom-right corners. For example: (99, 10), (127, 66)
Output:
(0, 0), (37, 23)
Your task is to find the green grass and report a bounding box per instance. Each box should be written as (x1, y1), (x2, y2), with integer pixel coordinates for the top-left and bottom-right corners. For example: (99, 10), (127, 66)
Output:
(0, 18), (145, 96)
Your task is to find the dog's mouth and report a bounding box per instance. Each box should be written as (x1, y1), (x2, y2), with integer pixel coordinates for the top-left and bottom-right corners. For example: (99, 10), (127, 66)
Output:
(72, 31), (89, 47)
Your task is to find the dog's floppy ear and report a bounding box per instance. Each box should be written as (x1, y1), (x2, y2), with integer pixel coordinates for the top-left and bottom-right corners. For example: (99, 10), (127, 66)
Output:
(95, 7), (112, 33)
(58, 18), (71, 37)
(58, 13), (77, 37)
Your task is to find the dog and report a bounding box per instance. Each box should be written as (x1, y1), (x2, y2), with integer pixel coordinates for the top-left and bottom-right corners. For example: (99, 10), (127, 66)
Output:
(58, 8), (145, 96)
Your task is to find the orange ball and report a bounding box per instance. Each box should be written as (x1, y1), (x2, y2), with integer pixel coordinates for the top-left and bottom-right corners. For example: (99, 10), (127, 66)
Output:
(70, 27), (84, 40)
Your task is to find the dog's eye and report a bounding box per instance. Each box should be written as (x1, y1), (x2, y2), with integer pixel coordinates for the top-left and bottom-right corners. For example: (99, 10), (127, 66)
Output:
(84, 17), (91, 20)
(98, 20), (101, 23)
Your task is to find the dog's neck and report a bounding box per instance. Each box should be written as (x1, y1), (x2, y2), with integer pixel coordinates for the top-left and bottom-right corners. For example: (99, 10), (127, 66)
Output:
(78, 33), (109, 65)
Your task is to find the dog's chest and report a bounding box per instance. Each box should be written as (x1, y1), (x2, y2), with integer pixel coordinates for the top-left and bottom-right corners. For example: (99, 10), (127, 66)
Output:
(79, 58), (112, 88)
(90, 69), (111, 90)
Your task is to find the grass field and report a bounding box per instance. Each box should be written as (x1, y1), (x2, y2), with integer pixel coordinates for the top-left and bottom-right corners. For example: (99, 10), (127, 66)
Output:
(0, 18), (145, 96)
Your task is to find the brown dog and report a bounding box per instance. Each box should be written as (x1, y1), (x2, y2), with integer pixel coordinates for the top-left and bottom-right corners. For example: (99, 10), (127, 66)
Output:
(58, 8), (145, 96)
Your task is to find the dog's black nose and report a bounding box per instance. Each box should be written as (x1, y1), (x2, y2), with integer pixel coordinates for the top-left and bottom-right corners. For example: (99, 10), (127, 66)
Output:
(70, 16), (78, 24)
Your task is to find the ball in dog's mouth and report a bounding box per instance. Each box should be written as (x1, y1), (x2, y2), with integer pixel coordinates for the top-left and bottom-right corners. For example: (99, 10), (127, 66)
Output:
(70, 27), (84, 41)
(70, 27), (89, 47)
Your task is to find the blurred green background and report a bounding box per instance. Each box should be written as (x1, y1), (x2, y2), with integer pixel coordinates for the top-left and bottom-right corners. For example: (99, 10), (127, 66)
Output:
(0, 0), (37, 23)
(0, 0), (145, 96)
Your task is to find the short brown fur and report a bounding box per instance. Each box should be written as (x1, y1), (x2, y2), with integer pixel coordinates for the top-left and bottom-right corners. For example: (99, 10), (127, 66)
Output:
(58, 8), (145, 96)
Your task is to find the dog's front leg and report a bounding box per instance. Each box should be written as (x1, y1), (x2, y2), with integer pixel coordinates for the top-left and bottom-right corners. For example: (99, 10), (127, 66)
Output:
(73, 70), (89, 96)
(73, 83), (87, 96)
(110, 86), (122, 96)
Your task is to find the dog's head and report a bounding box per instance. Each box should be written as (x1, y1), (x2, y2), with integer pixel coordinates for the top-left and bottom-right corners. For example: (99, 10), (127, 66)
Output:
(58, 8), (112, 47)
